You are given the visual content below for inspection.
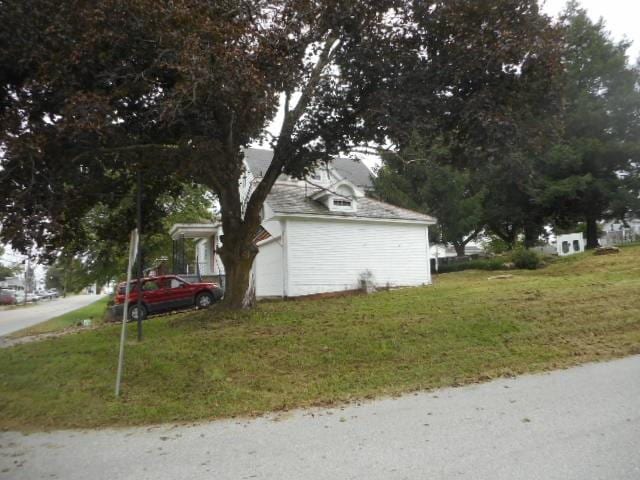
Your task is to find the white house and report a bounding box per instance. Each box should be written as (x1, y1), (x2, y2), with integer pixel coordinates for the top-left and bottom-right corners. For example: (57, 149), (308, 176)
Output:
(170, 148), (436, 298)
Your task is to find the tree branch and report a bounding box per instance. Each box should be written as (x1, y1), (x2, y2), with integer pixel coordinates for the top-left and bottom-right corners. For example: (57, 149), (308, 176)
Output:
(280, 36), (339, 140)
(70, 144), (179, 163)
(461, 227), (483, 246)
(243, 35), (339, 224)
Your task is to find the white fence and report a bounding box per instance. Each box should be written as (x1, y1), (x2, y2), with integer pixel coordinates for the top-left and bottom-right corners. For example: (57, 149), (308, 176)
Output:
(600, 229), (640, 246)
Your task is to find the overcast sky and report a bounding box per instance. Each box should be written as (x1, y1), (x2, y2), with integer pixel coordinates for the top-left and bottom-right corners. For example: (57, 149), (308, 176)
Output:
(542, 0), (640, 62)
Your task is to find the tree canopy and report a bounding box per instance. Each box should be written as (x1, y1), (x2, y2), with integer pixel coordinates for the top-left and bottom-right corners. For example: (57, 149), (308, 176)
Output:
(376, 1), (640, 253)
(375, 0), (564, 252)
(1, 0), (418, 307)
(537, 1), (640, 247)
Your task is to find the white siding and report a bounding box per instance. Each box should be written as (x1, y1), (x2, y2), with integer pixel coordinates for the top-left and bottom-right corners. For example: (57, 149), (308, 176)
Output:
(255, 239), (284, 297)
(284, 218), (431, 297)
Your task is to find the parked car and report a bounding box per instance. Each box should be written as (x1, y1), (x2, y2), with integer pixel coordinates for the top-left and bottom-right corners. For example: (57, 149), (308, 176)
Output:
(111, 275), (223, 321)
(37, 290), (56, 300)
(0, 289), (17, 305)
(25, 293), (40, 303)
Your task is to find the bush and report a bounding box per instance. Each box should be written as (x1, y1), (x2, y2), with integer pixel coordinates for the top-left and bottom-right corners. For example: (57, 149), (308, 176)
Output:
(437, 257), (507, 273)
(511, 248), (541, 270)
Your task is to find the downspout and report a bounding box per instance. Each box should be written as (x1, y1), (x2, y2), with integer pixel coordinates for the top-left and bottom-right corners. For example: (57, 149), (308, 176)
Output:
(281, 220), (288, 298)
(426, 226), (432, 284)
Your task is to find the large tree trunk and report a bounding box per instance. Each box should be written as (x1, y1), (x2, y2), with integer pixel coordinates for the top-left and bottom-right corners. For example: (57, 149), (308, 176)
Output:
(452, 242), (466, 257)
(219, 243), (257, 309)
(585, 216), (600, 249)
(523, 222), (541, 249)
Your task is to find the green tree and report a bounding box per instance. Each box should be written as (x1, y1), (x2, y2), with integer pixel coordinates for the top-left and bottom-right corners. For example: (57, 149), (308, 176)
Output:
(539, 2), (640, 248)
(0, 247), (19, 280)
(375, 136), (484, 256)
(0, 0), (417, 308)
(46, 184), (215, 290)
(375, 0), (563, 251)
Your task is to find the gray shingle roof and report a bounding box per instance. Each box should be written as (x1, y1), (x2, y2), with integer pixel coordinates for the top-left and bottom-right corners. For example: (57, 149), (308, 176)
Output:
(267, 184), (436, 223)
(243, 148), (374, 190)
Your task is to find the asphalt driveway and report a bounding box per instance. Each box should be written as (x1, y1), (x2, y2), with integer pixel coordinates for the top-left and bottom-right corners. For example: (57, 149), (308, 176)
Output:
(1, 355), (639, 479)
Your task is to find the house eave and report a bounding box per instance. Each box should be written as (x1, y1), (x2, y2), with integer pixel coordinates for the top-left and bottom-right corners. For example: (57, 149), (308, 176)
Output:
(169, 223), (220, 240)
(269, 212), (436, 226)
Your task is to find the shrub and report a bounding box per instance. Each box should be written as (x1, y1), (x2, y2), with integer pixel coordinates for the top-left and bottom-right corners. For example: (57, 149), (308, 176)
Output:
(436, 257), (507, 273)
(511, 248), (541, 270)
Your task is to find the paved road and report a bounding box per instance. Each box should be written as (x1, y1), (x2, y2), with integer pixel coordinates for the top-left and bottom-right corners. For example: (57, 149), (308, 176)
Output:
(1, 355), (639, 479)
(0, 295), (105, 336)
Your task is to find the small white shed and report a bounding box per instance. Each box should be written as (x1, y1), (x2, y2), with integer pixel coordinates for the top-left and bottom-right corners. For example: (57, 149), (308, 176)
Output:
(556, 233), (585, 256)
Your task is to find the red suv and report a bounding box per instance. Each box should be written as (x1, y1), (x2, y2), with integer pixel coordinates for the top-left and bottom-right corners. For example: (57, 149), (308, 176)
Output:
(112, 275), (223, 321)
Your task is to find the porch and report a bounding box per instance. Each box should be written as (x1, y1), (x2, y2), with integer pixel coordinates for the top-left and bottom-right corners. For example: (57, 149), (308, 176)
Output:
(169, 223), (225, 286)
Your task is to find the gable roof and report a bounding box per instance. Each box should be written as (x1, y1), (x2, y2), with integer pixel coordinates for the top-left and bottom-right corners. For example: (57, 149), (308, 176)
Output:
(266, 183), (436, 224)
(243, 148), (374, 190)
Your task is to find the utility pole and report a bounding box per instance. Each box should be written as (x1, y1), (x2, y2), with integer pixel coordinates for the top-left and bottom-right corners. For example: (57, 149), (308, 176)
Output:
(24, 256), (30, 305)
(136, 169), (144, 342)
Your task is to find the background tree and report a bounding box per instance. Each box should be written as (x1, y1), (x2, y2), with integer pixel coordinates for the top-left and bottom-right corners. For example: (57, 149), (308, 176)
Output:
(44, 183), (215, 291)
(375, 0), (563, 251)
(375, 135), (484, 256)
(0, 247), (19, 280)
(1, 0), (414, 308)
(539, 2), (640, 248)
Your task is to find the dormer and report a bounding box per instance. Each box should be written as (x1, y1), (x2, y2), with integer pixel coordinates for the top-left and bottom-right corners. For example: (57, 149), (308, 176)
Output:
(310, 179), (363, 213)
(306, 165), (331, 186)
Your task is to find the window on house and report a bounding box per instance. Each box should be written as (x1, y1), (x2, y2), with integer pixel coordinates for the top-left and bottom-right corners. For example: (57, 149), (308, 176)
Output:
(333, 199), (352, 207)
(310, 172), (323, 181)
(562, 241), (570, 254)
(573, 240), (580, 252)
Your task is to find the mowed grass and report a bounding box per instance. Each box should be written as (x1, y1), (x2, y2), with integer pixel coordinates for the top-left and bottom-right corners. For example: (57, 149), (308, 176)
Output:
(1, 246), (640, 430)
(10, 296), (111, 337)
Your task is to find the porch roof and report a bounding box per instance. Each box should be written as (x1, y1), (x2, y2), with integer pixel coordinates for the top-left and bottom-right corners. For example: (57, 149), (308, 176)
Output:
(169, 223), (219, 240)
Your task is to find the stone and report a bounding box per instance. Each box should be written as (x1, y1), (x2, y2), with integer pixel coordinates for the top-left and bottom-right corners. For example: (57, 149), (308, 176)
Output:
(594, 246), (620, 255)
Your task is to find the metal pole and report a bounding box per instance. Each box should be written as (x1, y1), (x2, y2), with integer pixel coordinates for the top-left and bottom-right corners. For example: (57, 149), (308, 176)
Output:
(115, 229), (139, 397)
(24, 256), (29, 305)
(136, 169), (144, 342)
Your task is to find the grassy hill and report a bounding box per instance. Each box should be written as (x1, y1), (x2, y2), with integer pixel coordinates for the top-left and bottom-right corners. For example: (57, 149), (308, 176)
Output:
(1, 246), (639, 430)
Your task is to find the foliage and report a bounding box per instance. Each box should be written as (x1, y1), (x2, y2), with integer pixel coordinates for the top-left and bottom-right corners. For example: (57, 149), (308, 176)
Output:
(44, 257), (92, 294)
(0, 0), (420, 308)
(0, 246), (19, 280)
(436, 257), (507, 274)
(484, 236), (515, 255)
(1, 244), (640, 429)
(537, 2), (640, 248)
(44, 183), (215, 289)
(375, 134), (484, 255)
(375, 0), (564, 250)
(511, 248), (542, 270)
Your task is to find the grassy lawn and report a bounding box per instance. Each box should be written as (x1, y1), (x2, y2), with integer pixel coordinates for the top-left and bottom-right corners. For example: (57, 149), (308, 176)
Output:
(10, 296), (111, 337)
(1, 246), (639, 430)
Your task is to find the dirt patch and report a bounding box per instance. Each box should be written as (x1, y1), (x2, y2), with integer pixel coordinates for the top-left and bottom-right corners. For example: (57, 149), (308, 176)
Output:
(0, 326), (95, 349)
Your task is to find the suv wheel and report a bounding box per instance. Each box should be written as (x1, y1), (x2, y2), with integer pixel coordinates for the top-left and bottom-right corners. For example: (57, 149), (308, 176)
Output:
(196, 292), (214, 309)
(129, 304), (147, 322)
